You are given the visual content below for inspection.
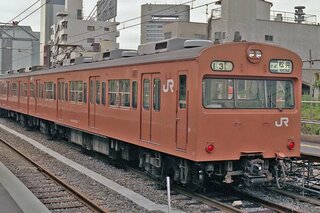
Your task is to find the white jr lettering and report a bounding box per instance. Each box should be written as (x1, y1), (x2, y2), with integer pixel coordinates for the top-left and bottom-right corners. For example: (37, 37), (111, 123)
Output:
(275, 117), (289, 127)
(163, 79), (174, 93)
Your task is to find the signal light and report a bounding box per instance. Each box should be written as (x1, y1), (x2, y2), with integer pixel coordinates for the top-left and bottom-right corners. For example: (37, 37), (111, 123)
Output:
(206, 144), (215, 153)
(287, 140), (295, 150)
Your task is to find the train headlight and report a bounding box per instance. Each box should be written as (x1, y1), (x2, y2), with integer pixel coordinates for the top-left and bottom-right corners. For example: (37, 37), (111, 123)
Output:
(206, 144), (215, 153)
(255, 50), (262, 59)
(248, 50), (255, 58)
(287, 140), (295, 150)
(247, 46), (263, 63)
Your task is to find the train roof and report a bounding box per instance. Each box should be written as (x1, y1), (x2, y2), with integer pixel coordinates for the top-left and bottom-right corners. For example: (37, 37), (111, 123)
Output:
(1, 45), (208, 79)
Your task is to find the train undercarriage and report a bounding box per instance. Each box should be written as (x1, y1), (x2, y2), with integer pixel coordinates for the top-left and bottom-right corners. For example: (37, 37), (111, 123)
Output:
(0, 109), (286, 188)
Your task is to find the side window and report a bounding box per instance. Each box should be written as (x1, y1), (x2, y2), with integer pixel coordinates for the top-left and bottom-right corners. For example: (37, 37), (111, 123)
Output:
(96, 80), (100, 104)
(30, 83), (35, 98)
(90, 80), (94, 104)
(132, 81), (137, 109)
(102, 82), (106, 105)
(83, 82), (87, 103)
(143, 79), (150, 110)
(70, 81), (76, 102)
(179, 75), (187, 109)
(65, 83), (68, 101)
(119, 80), (130, 107)
(77, 81), (83, 102)
(153, 78), (161, 111)
(108, 80), (118, 106)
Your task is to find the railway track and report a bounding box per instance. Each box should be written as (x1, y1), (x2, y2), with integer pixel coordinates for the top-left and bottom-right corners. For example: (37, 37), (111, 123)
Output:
(0, 137), (108, 213)
(172, 185), (303, 213)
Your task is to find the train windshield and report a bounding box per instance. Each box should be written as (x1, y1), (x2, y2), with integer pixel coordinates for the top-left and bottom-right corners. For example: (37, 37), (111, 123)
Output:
(203, 78), (294, 109)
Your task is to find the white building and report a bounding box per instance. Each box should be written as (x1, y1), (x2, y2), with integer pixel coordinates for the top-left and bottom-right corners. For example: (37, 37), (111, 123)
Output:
(209, 0), (320, 92)
(0, 24), (40, 74)
(141, 4), (190, 44)
(40, 0), (65, 66)
(50, 0), (119, 66)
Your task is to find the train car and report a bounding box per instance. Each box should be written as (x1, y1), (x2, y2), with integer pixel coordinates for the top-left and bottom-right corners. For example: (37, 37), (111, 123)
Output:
(0, 39), (302, 187)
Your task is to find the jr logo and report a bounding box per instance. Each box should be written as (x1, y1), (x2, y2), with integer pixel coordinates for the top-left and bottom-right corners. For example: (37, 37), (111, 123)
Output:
(275, 117), (289, 127)
(163, 79), (174, 93)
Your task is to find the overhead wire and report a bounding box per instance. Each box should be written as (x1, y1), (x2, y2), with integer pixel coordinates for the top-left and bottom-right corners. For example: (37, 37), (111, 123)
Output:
(13, 1), (218, 64)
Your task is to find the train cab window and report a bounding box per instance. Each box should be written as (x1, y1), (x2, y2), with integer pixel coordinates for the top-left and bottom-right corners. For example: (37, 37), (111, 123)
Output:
(203, 78), (294, 109)
(132, 81), (138, 109)
(179, 75), (187, 109)
(96, 80), (100, 104)
(153, 79), (161, 111)
(102, 82), (106, 105)
(143, 79), (150, 110)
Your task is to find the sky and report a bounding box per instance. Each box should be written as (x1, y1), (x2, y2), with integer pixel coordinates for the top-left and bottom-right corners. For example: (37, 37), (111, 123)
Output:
(0, 0), (319, 49)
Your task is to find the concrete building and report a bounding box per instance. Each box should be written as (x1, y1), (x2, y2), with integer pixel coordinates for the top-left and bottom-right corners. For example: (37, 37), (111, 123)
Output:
(163, 22), (207, 40)
(141, 4), (190, 44)
(0, 24), (40, 74)
(209, 0), (320, 93)
(50, 0), (119, 66)
(40, 0), (65, 66)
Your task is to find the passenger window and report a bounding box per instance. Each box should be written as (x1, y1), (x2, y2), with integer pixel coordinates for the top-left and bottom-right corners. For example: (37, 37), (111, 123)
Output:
(143, 79), (150, 110)
(96, 80), (100, 104)
(102, 82), (106, 105)
(179, 75), (187, 108)
(83, 82), (87, 103)
(108, 80), (118, 106)
(90, 80), (94, 104)
(65, 83), (68, 101)
(120, 80), (130, 107)
(132, 81), (137, 109)
(153, 79), (161, 111)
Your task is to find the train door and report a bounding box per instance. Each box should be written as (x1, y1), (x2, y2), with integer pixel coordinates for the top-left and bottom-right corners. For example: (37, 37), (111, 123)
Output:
(140, 73), (161, 143)
(35, 80), (40, 113)
(176, 72), (188, 150)
(57, 78), (64, 120)
(88, 76), (100, 128)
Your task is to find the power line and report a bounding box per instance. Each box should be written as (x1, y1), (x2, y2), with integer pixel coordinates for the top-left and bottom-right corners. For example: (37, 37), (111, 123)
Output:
(6, 0), (41, 25)
(13, 1), (217, 64)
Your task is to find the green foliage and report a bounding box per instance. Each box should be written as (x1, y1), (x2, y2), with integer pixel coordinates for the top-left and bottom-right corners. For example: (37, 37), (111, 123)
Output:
(301, 94), (320, 135)
(314, 80), (320, 88)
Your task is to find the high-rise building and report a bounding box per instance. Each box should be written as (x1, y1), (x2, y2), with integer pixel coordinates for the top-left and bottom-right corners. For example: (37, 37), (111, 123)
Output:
(140, 4), (190, 44)
(40, 0), (65, 66)
(50, 0), (119, 66)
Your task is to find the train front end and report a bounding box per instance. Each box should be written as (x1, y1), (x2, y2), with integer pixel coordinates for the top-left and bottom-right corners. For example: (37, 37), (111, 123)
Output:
(196, 42), (302, 185)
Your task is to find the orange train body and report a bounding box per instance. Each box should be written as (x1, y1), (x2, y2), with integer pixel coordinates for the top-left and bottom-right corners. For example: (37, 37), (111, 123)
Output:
(0, 41), (302, 185)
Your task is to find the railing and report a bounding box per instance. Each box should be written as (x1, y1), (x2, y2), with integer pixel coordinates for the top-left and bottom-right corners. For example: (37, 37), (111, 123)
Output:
(210, 8), (318, 25)
(301, 100), (320, 135)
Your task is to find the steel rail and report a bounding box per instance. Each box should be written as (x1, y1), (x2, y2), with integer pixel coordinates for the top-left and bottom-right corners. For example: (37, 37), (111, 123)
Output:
(0, 137), (108, 213)
(172, 185), (245, 213)
(235, 189), (304, 213)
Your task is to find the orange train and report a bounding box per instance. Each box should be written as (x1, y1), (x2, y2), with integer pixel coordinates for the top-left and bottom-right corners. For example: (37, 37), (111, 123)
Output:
(0, 40), (302, 186)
